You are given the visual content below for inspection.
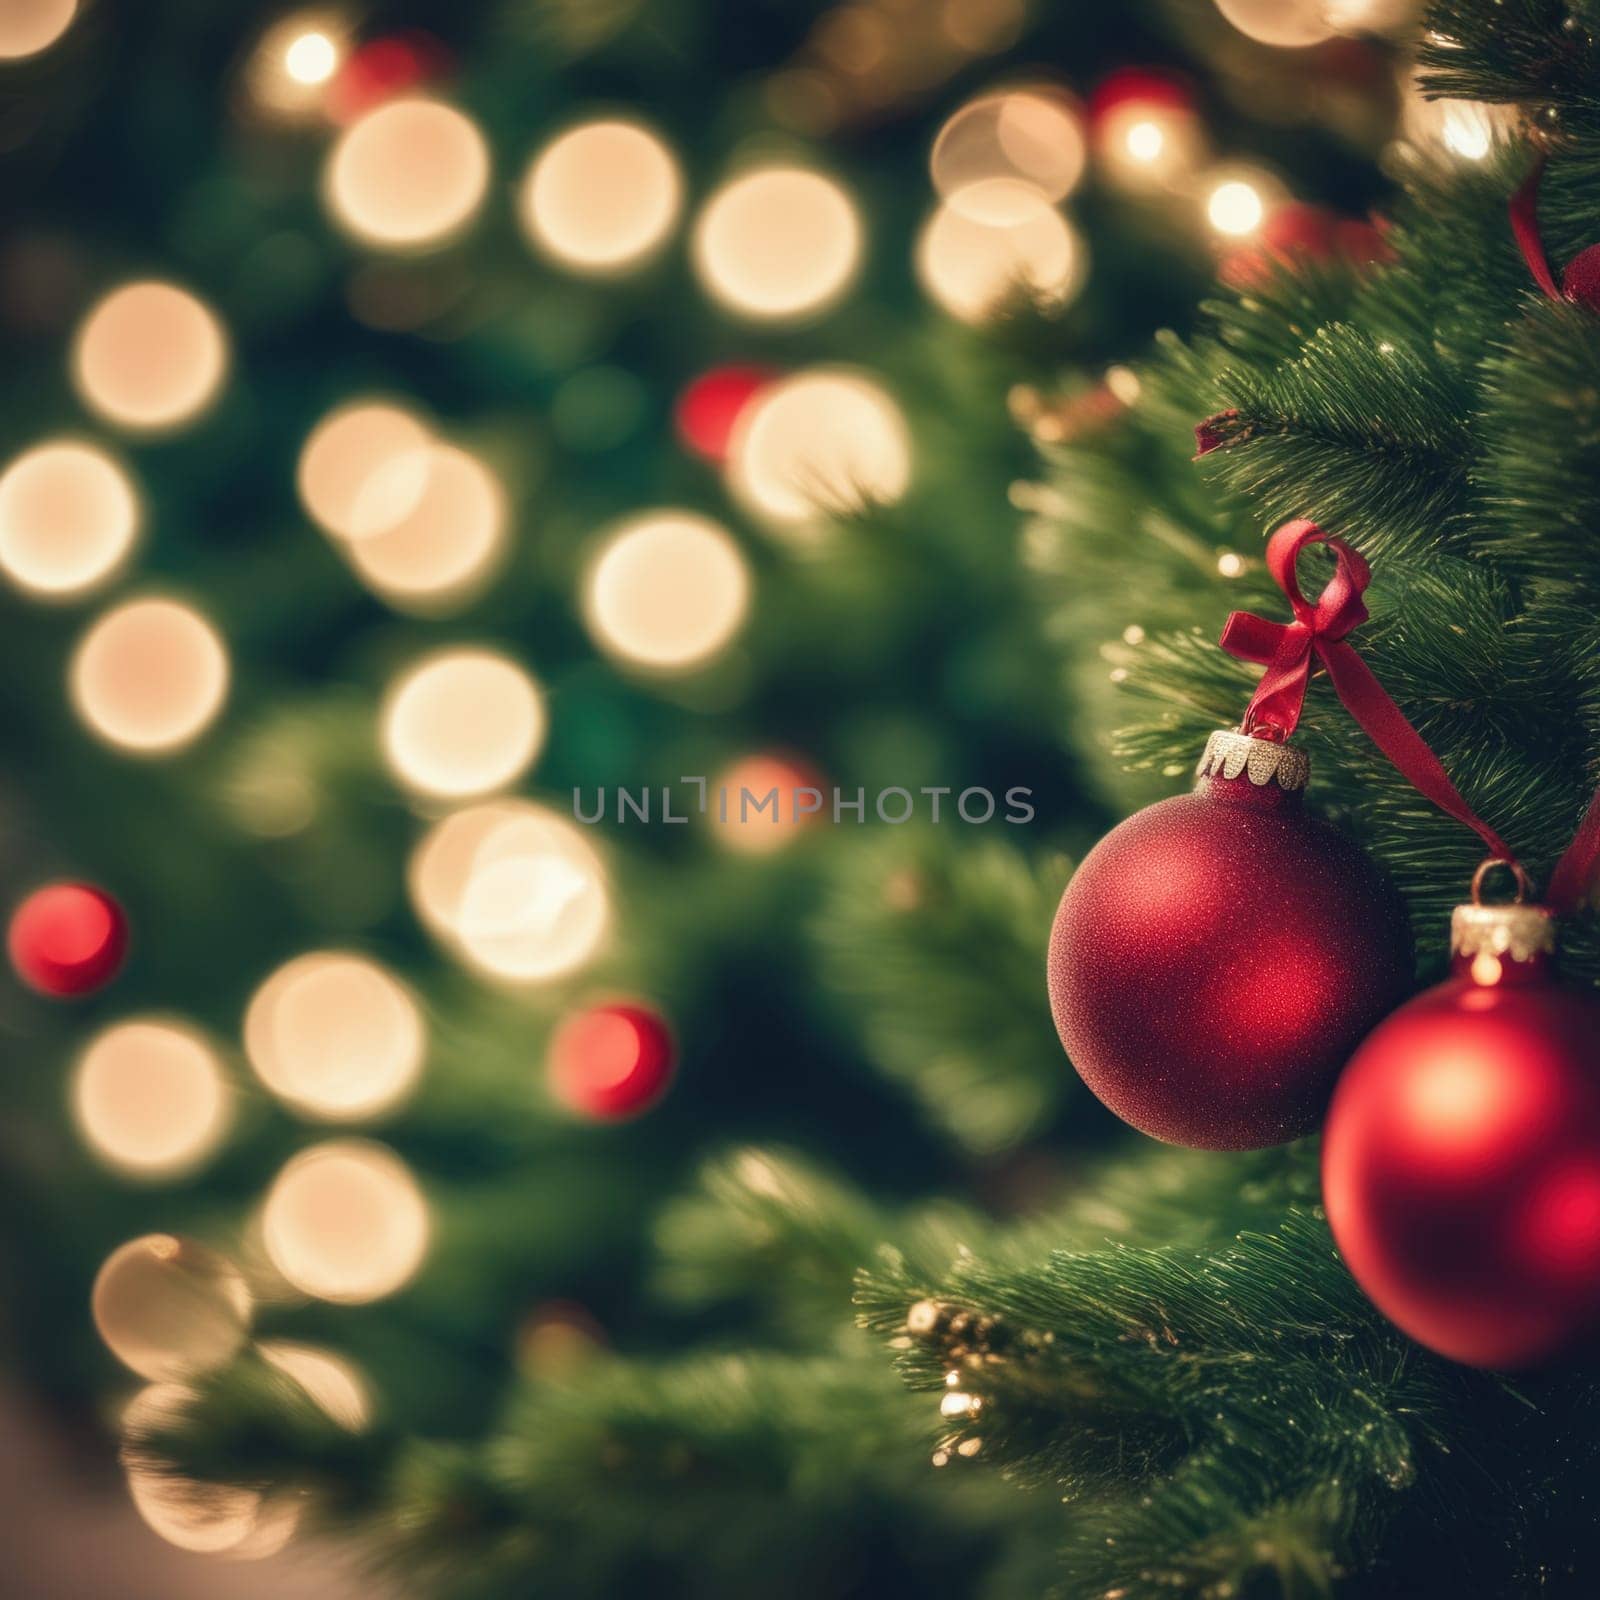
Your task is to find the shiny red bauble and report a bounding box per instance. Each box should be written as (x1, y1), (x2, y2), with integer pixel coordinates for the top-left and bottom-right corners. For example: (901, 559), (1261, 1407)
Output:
(548, 1002), (675, 1121)
(8, 882), (128, 998)
(1048, 732), (1413, 1149)
(674, 364), (777, 463)
(1324, 902), (1600, 1368)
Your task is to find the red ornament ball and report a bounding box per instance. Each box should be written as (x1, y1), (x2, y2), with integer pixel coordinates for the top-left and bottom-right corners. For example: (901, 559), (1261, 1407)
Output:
(1563, 243), (1600, 313)
(548, 1002), (675, 1121)
(674, 364), (777, 464)
(327, 32), (451, 123)
(1086, 66), (1195, 128)
(1324, 902), (1600, 1368)
(8, 882), (128, 998)
(1048, 732), (1412, 1149)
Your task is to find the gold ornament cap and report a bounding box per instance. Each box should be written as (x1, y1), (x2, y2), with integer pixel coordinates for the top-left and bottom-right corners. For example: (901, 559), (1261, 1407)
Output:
(1196, 729), (1309, 792)
(1451, 858), (1557, 962)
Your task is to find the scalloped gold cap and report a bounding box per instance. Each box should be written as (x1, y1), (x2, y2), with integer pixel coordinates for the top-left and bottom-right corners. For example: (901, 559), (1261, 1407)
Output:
(1451, 902), (1557, 963)
(1195, 729), (1309, 792)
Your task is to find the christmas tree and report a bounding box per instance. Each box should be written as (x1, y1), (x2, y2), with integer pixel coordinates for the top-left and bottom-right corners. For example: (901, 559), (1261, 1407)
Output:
(14, 2), (1594, 1598)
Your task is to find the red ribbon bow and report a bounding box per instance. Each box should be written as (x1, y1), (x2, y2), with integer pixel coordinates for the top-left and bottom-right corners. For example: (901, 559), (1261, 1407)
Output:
(1221, 520), (1518, 868)
(1220, 519), (1600, 915)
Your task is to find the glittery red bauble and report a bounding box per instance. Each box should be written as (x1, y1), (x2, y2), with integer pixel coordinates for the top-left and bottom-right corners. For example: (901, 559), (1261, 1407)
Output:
(1324, 914), (1600, 1368)
(1048, 735), (1412, 1149)
(1563, 243), (1600, 313)
(8, 882), (128, 998)
(548, 1002), (675, 1121)
(674, 365), (777, 463)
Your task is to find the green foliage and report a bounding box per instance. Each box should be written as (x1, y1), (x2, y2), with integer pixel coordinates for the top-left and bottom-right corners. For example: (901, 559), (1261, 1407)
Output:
(810, 831), (1070, 1154)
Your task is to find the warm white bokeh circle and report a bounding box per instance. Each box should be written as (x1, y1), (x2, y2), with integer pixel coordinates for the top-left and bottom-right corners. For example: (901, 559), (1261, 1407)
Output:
(71, 597), (229, 755)
(244, 952), (426, 1121)
(72, 1019), (232, 1181)
(916, 199), (1084, 323)
(409, 800), (610, 983)
(262, 1139), (430, 1303)
(325, 97), (490, 249)
(285, 29), (338, 84)
(521, 119), (682, 275)
(72, 282), (228, 433)
(0, 440), (139, 599)
(381, 649), (546, 799)
(342, 444), (507, 613)
(121, 1384), (282, 1556)
(1213, 0), (1335, 47)
(692, 167), (861, 321)
(91, 1235), (251, 1381)
(297, 400), (434, 541)
(930, 89), (1085, 223)
(0, 0), (77, 60)
(258, 1340), (372, 1431)
(728, 368), (912, 529)
(582, 511), (751, 672)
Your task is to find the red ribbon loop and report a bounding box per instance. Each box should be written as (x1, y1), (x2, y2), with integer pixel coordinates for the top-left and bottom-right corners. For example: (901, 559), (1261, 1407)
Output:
(1219, 520), (1370, 739)
(1510, 154), (1563, 300)
(1221, 520), (1518, 867)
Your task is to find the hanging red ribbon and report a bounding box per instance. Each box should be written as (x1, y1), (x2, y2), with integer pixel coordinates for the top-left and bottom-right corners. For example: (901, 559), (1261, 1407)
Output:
(1221, 520), (1521, 866)
(1510, 154), (1563, 299)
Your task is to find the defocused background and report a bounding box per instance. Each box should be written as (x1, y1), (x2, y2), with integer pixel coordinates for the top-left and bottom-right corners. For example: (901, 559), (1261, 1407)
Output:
(0, 0), (1476, 1593)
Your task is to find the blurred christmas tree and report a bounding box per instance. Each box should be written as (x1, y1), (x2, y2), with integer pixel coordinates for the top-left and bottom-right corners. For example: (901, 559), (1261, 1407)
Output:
(0, 1), (1518, 1597)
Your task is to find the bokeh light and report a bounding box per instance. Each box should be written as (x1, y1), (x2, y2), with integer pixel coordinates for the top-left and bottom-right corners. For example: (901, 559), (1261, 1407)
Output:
(121, 1384), (300, 1558)
(917, 198), (1084, 323)
(0, 440), (139, 599)
(1090, 71), (1205, 191)
(547, 1001), (676, 1120)
(297, 398), (434, 541)
(1202, 169), (1284, 237)
(728, 367), (912, 530)
(258, 1340), (372, 1431)
(1213, 0), (1335, 47)
(70, 597), (229, 756)
(583, 510), (750, 672)
(262, 1139), (430, 1303)
(674, 364), (778, 463)
(381, 649), (546, 800)
(72, 1018), (232, 1181)
(692, 167), (861, 321)
(92, 1234), (251, 1381)
(409, 800), (610, 983)
(341, 444), (507, 613)
(286, 29), (338, 84)
(1402, 69), (1514, 163)
(244, 952), (426, 1122)
(930, 88), (1085, 223)
(0, 0), (77, 60)
(520, 119), (682, 275)
(247, 11), (348, 118)
(711, 753), (824, 854)
(325, 97), (490, 249)
(72, 282), (229, 433)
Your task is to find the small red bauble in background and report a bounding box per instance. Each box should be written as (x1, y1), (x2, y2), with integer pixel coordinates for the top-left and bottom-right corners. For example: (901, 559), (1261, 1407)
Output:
(1560, 245), (1600, 313)
(674, 365), (777, 464)
(326, 32), (451, 124)
(710, 751), (826, 855)
(1324, 891), (1600, 1368)
(1087, 68), (1202, 189)
(1048, 730), (1413, 1149)
(1221, 205), (1394, 288)
(8, 882), (128, 998)
(1086, 67), (1195, 130)
(548, 1001), (675, 1121)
